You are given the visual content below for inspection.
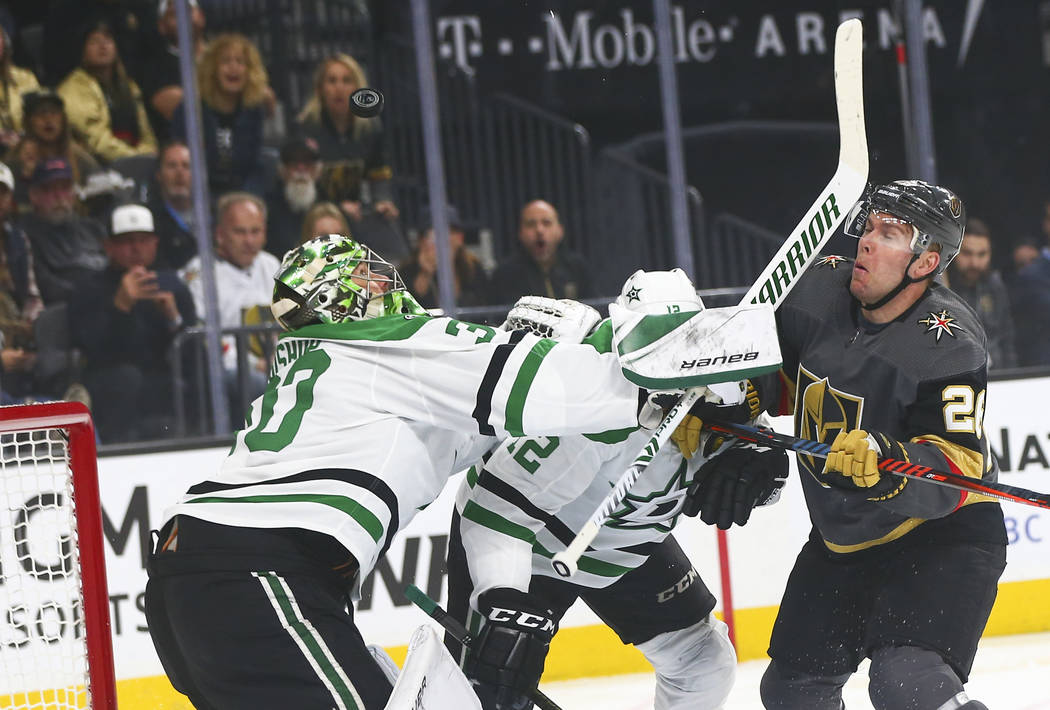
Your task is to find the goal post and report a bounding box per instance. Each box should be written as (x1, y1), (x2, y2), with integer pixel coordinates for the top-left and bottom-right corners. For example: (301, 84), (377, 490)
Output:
(0, 401), (117, 710)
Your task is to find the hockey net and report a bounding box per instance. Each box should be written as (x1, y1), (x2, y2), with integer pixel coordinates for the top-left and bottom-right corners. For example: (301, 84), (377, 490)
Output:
(0, 402), (116, 709)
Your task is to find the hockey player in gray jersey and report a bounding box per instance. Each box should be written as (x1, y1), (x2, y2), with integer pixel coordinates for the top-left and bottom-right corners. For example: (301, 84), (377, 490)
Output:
(693, 181), (1007, 710)
(446, 269), (789, 710)
(143, 236), (777, 710)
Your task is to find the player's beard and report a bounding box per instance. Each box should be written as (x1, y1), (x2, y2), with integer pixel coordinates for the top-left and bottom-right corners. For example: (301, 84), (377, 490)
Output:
(284, 177), (317, 213)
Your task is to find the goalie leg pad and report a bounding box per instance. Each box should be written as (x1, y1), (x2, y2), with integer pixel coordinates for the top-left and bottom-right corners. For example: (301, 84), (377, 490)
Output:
(368, 644), (400, 686)
(635, 613), (736, 710)
(759, 660), (850, 710)
(385, 625), (482, 710)
(868, 645), (972, 710)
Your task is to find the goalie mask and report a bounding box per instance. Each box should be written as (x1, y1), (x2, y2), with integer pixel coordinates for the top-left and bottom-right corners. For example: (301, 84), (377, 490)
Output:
(271, 235), (425, 330)
(844, 179), (965, 275)
(615, 268), (704, 315)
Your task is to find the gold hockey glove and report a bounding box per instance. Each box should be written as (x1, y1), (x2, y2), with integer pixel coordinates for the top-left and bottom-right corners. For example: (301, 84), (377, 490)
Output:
(670, 381), (761, 459)
(824, 429), (908, 500)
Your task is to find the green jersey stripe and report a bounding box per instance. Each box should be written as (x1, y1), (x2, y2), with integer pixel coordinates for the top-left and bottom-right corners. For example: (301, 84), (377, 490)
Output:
(532, 541), (633, 577)
(584, 427), (636, 444)
(623, 362), (780, 390)
(583, 320), (614, 353)
(283, 315), (431, 343)
(255, 572), (361, 709)
(504, 338), (556, 436)
(462, 500), (536, 544)
(615, 311), (697, 357)
(186, 493), (385, 542)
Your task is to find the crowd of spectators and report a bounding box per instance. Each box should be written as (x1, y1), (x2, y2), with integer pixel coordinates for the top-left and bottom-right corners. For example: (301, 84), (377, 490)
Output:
(13, 1), (1050, 450)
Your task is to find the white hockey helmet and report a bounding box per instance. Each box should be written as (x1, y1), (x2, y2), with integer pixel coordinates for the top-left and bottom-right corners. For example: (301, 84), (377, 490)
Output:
(615, 268), (703, 315)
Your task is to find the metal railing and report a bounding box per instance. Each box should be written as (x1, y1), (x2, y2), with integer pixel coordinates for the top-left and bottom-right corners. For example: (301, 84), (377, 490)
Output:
(706, 213), (785, 290)
(374, 39), (594, 260)
(171, 323), (284, 437)
(479, 94), (593, 257)
(591, 147), (707, 294)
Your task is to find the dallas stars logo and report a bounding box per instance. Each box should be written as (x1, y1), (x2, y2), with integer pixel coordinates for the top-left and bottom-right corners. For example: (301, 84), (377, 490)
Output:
(918, 309), (962, 341)
(817, 255), (848, 268)
(624, 286), (642, 302)
(607, 459), (690, 532)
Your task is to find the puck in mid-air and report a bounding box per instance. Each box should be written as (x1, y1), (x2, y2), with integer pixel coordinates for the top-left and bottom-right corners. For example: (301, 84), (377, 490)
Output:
(349, 88), (384, 118)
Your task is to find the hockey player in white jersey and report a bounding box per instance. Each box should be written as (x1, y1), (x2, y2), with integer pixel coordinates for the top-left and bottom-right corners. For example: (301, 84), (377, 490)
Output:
(446, 269), (789, 710)
(143, 236), (774, 710)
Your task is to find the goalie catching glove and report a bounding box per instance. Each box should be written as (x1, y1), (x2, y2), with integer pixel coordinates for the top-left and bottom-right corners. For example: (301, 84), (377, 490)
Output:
(823, 429), (909, 500)
(502, 296), (601, 343)
(465, 587), (557, 710)
(683, 440), (788, 528)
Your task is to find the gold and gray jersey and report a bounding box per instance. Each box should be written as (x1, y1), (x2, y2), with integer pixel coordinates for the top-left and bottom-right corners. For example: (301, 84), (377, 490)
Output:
(162, 314), (640, 595)
(757, 256), (1003, 553)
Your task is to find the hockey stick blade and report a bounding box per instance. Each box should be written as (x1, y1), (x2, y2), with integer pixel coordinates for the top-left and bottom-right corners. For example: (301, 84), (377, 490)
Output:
(743, 18), (867, 308)
(552, 18), (868, 578)
(705, 421), (1050, 511)
(404, 585), (564, 710)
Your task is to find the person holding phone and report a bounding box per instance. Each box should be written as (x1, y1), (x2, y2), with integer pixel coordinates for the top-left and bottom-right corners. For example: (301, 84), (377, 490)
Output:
(69, 203), (195, 443)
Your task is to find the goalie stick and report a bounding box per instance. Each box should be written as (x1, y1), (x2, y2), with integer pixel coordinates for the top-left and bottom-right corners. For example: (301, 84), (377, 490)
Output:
(404, 585), (563, 710)
(705, 420), (1050, 511)
(552, 18), (869, 578)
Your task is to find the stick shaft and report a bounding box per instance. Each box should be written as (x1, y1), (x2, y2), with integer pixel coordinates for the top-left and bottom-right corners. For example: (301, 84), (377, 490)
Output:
(552, 19), (868, 578)
(706, 421), (1050, 511)
(404, 586), (563, 710)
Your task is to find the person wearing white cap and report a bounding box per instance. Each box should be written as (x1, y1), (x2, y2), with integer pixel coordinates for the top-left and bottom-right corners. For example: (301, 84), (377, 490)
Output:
(67, 203), (196, 443)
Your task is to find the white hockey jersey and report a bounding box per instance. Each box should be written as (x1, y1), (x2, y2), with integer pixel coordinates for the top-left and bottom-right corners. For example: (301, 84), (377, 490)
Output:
(162, 314), (640, 596)
(455, 416), (773, 601)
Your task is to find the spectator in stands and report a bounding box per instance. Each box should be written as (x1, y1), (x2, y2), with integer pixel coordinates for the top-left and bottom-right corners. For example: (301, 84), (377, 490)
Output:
(42, 1), (157, 86)
(296, 53), (407, 260)
(141, 0), (207, 141)
(179, 192), (279, 419)
(172, 33), (269, 197)
(1012, 236), (1041, 274)
(148, 140), (197, 269)
(1010, 199), (1050, 366)
(398, 206), (487, 309)
(0, 161), (42, 402)
(69, 203), (194, 443)
(297, 201), (349, 247)
(58, 19), (158, 163)
(0, 26), (40, 150)
(948, 217), (1017, 370)
(488, 199), (594, 305)
(265, 134), (321, 259)
(7, 90), (99, 210)
(20, 157), (107, 305)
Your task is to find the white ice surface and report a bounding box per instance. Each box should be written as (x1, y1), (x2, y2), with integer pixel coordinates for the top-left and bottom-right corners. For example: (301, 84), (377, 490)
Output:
(541, 631), (1050, 709)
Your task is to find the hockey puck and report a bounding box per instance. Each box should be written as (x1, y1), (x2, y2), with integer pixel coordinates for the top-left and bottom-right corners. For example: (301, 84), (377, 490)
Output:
(349, 88), (384, 118)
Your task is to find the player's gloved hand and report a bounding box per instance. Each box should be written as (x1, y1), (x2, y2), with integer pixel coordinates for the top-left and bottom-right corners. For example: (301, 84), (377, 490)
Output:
(823, 429), (908, 500)
(466, 587), (558, 710)
(668, 381), (761, 458)
(683, 440), (788, 528)
(502, 296), (601, 343)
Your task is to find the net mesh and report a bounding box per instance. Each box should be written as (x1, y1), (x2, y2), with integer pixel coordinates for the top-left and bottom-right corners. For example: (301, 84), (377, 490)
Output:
(0, 428), (91, 709)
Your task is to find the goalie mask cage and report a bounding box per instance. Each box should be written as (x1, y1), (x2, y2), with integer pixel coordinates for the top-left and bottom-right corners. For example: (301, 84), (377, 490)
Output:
(0, 402), (116, 709)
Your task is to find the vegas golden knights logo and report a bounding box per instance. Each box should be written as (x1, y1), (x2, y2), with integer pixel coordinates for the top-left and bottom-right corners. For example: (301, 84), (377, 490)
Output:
(795, 364), (864, 484)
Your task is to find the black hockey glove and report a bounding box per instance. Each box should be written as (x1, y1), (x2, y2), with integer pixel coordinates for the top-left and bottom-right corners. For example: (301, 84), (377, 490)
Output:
(683, 440), (788, 528)
(466, 587), (558, 710)
(823, 429), (909, 500)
